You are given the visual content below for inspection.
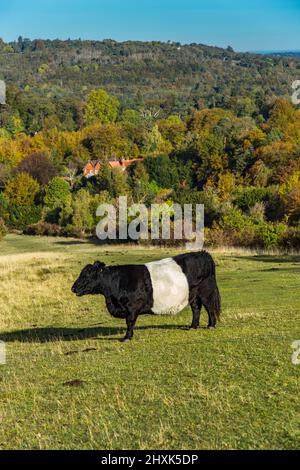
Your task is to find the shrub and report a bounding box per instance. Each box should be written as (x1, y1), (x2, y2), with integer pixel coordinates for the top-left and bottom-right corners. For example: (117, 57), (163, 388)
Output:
(0, 192), (9, 222)
(205, 228), (230, 247)
(256, 223), (287, 249)
(24, 222), (62, 236)
(219, 206), (254, 230)
(234, 187), (270, 211)
(173, 189), (221, 228)
(249, 202), (265, 223)
(8, 205), (42, 230)
(205, 226), (257, 248)
(280, 226), (300, 250)
(62, 224), (86, 239)
(0, 218), (8, 240)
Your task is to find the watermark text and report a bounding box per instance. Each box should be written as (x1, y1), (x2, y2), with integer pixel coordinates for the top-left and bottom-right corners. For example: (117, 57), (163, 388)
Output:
(0, 80), (6, 105)
(291, 340), (300, 365)
(96, 197), (204, 250)
(292, 80), (300, 105)
(0, 341), (6, 365)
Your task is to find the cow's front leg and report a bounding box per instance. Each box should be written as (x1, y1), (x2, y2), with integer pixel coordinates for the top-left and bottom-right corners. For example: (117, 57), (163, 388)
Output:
(122, 313), (138, 342)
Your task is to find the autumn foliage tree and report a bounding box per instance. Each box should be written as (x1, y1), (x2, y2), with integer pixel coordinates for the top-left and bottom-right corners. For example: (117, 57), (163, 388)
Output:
(4, 172), (41, 228)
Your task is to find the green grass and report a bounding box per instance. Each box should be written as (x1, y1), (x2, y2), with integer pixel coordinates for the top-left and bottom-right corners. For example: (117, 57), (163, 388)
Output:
(0, 234), (299, 450)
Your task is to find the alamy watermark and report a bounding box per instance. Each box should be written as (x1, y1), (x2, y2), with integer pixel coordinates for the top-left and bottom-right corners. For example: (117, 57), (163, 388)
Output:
(0, 79), (6, 105)
(291, 80), (300, 105)
(96, 196), (204, 250)
(291, 340), (300, 365)
(0, 341), (6, 365)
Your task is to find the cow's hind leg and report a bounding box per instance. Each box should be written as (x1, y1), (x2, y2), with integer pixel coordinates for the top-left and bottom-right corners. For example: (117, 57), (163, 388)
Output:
(206, 306), (216, 329)
(189, 297), (202, 330)
(122, 313), (138, 342)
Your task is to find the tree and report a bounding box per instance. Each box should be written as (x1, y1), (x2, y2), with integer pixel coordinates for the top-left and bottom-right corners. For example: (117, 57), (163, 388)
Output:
(188, 108), (235, 133)
(144, 155), (179, 189)
(82, 124), (133, 160)
(5, 172), (40, 207)
(6, 115), (24, 135)
(157, 115), (186, 150)
(92, 164), (115, 195)
(279, 171), (300, 224)
(143, 125), (172, 155)
(72, 188), (94, 235)
(111, 168), (130, 197)
(267, 99), (295, 132)
(121, 109), (143, 126)
(130, 162), (150, 202)
(44, 177), (71, 209)
(16, 152), (57, 186)
(248, 160), (271, 187)
(0, 136), (23, 167)
(84, 89), (120, 125)
(189, 132), (227, 186)
(214, 172), (236, 202)
(4, 172), (41, 229)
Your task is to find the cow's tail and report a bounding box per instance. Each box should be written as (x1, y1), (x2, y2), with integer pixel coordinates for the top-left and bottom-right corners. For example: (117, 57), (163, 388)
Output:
(204, 252), (221, 323)
(210, 282), (221, 322)
(211, 255), (221, 321)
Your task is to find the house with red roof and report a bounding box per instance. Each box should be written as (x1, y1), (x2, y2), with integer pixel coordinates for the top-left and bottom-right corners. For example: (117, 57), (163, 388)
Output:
(83, 157), (144, 178)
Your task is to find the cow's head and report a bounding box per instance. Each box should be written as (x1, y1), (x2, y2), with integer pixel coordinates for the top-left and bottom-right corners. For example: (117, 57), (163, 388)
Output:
(72, 261), (106, 296)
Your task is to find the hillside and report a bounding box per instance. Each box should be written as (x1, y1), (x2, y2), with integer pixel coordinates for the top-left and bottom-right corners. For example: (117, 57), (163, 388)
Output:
(264, 51), (300, 58)
(0, 38), (299, 249)
(1, 38), (300, 119)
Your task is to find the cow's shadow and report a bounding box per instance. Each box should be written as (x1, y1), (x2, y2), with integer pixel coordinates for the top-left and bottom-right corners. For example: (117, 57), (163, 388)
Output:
(0, 324), (190, 343)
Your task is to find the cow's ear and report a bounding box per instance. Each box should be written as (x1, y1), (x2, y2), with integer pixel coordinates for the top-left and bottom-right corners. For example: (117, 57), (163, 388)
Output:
(94, 261), (106, 270)
(83, 263), (93, 271)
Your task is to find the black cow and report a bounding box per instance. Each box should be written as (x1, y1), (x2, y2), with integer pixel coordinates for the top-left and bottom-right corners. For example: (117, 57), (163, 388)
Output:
(72, 251), (221, 342)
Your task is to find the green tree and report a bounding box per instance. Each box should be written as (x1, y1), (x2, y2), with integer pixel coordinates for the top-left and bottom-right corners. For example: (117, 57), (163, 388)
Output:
(130, 162), (150, 202)
(144, 155), (179, 189)
(112, 168), (129, 197)
(121, 109), (143, 126)
(6, 115), (25, 135)
(84, 89), (120, 125)
(143, 125), (171, 155)
(72, 188), (94, 235)
(44, 177), (71, 209)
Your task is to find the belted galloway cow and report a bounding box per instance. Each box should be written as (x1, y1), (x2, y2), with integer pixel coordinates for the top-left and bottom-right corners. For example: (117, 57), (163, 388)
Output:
(72, 251), (221, 342)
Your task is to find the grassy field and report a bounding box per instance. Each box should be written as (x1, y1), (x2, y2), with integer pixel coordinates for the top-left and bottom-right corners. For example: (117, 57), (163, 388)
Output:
(0, 234), (299, 450)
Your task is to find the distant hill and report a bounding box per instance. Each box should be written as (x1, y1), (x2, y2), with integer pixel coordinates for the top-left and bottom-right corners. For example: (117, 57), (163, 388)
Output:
(0, 38), (300, 128)
(259, 51), (300, 58)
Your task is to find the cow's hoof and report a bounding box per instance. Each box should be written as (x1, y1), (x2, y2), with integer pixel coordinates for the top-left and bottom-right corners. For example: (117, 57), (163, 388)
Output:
(189, 326), (199, 330)
(207, 326), (216, 330)
(121, 337), (131, 343)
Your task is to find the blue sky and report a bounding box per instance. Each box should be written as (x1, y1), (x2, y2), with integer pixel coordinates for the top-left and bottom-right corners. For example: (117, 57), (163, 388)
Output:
(0, 0), (299, 51)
